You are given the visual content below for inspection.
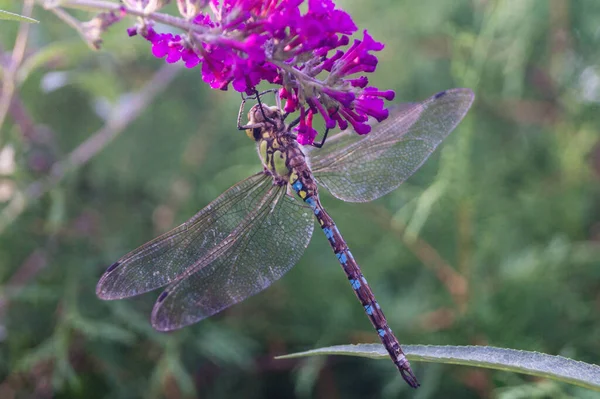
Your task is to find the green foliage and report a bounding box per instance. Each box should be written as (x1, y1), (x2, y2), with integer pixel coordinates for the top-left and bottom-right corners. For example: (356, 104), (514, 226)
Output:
(1, 0), (599, 398)
(278, 344), (600, 390)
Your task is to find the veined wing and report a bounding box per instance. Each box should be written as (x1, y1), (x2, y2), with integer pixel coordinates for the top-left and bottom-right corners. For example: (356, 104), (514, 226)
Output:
(151, 183), (313, 330)
(97, 173), (277, 299)
(305, 88), (475, 202)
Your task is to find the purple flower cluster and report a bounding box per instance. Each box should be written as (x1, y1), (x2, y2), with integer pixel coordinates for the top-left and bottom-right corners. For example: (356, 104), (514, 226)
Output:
(128, 0), (395, 145)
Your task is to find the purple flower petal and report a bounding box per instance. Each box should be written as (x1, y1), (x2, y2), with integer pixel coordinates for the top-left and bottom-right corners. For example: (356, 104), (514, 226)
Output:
(129, 0), (395, 135)
(151, 40), (169, 58)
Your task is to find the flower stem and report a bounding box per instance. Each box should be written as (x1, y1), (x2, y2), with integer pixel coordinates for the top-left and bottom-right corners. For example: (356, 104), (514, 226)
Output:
(46, 0), (205, 34)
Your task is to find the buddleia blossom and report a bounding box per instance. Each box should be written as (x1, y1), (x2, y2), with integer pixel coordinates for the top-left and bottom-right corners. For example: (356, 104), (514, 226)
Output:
(125, 0), (395, 144)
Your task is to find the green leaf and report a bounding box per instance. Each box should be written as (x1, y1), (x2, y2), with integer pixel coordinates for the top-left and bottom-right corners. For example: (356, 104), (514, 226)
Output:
(16, 336), (57, 372)
(276, 344), (600, 391)
(0, 10), (38, 23)
(68, 315), (136, 344)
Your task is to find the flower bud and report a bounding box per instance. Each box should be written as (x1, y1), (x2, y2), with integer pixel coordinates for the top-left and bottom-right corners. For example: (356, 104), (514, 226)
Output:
(81, 9), (125, 50)
(177, 0), (209, 20)
(122, 0), (170, 13)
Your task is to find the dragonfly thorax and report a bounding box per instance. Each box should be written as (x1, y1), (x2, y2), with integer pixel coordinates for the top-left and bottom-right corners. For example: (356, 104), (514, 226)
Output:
(244, 103), (286, 141)
(245, 103), (310, 186)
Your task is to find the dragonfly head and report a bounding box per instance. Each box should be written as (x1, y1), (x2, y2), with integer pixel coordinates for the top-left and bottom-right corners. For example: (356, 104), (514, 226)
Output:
(245, 103), (285, 140)
(247, 103), (283, 124)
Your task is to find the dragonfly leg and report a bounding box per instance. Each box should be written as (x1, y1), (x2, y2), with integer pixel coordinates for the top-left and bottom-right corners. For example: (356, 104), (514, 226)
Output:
(284, 116), (329, 148)
(311, 127), (330, 148)
(253, 89), (278, 128)
(237, 89), (281, 130)
(311, 104), (338, 148)
(256, 88), (279, 98)
(240, 89), (278, 101)
(285, 116), (328, 147)
(287, 116), (301, 129)
(237, 92), (250, 130)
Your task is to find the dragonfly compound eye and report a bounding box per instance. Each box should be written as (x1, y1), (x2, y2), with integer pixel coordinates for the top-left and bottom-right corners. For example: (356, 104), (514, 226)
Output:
(248, 104), (282, 124)
(245, 127), (260, 140)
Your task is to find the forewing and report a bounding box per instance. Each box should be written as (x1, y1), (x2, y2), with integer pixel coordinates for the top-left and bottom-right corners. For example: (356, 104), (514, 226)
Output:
(96, 173), (273, 299)
(306, 88), (475, 202)
(151, 185), (314, 330)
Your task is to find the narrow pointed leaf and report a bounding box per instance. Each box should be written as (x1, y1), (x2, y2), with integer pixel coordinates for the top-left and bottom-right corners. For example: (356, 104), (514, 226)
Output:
(0, 10), (38, 23)
(277, 344), (600, 391)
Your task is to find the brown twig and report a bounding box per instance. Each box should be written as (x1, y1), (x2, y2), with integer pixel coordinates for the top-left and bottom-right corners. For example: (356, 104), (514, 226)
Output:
(47, 6), (97, 49)
(43, 0), (210, 34)
(6, 91), (36, 140)
(0, 248), (50, 318)
(47, 0), (322, 93)
(0, 0), (35, 143)
(0, 63), (181, 234)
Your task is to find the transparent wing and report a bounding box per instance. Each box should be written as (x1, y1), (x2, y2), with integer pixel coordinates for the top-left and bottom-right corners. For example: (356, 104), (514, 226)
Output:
(97, 173), (276, 299)
(151, 184), (314, 331)
(305, 88), (475, 202)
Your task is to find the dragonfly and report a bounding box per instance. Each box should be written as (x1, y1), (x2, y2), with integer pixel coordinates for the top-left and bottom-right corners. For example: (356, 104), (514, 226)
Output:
(96, 88), (474, 388)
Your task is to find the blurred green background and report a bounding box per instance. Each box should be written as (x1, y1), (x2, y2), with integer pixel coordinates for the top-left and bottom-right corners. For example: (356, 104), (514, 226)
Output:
(1, 0), (600, 397)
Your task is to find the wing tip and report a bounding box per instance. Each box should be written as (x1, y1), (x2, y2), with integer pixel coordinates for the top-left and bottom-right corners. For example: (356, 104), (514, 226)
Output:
(151, 319), (172, 332)
(458, 87), (475, 104)
(96, 261), (124, 300)
(151, 292), (183, 332)
(105, 261), (121, 273)
(431, 88), (475, 119)
(150, 291), (169, 331)
(96, 284), (122, 300)
(96, 284), (116, 300)
(451, 88), (475, 104)
(434, 90), (447, 99)
(435, 87), (475, 100)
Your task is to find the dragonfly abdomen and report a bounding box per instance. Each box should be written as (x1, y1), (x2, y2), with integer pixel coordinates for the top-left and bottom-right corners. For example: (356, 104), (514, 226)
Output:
(290, 176), (419, 388)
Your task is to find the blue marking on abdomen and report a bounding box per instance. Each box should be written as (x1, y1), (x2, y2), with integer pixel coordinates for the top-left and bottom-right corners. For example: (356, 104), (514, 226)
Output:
(323, 227), (335, 243)
(378, 328), (386, 337)
(292, 180), (303, 192)
(349, 279), (361, 290)
(336, 252), (348, 264)
(364, 304), (373, 315)
(305, 197), (320, 214)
